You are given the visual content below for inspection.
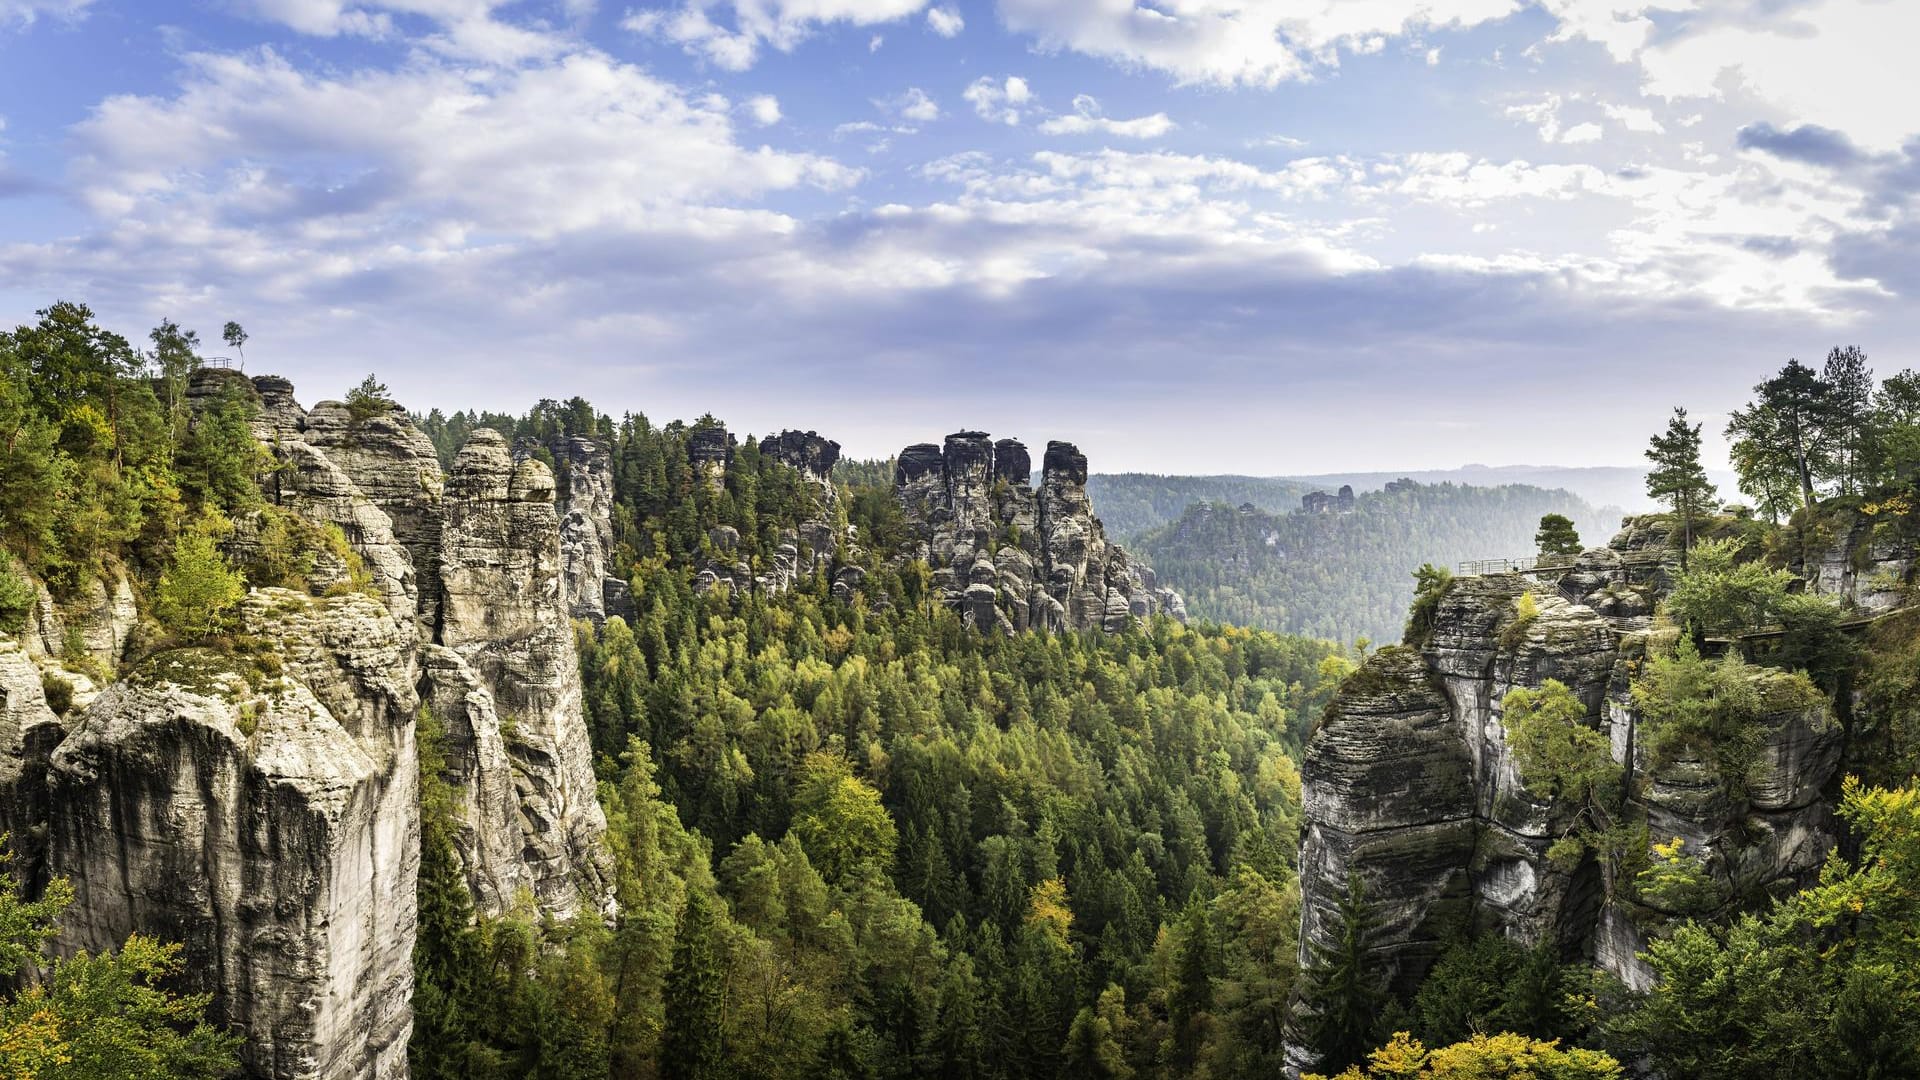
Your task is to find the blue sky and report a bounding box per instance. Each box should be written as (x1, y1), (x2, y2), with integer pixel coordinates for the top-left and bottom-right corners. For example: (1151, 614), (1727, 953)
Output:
(1, 0), (1917, 473)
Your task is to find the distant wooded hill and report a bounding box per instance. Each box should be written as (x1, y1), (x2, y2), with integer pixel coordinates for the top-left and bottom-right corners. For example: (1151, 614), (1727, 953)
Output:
(1086, 465), (1735, 540)
(1130, 481), (1619, 643)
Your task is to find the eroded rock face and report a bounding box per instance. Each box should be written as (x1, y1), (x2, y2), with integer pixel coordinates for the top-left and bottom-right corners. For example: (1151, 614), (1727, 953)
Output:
(1, 374), (622, 1079)
(537, 435), (633, 626)
(438, 430), (613, 919)
(43, 590), (417, 1080)
(1801, 510), (1914, 615)
(303, 400), (446, 630)
(1290, 517), (1845, 1071)
(892, 432), (1183, 632)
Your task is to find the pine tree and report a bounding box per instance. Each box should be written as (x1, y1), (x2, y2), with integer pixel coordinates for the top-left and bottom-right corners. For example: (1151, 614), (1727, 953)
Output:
(662, 891), (728, 1080)
(1301, 874), (1387, 1076)
(1166, 895), (1215, 1070)
(1645, 407), (1717, 570)
(1534, 513), (1582, 559)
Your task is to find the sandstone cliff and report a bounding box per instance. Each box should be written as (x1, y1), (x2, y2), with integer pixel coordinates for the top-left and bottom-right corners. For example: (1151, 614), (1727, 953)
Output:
(1289, 518), (1854, 1072)
(0, 370), (619, 1078)
(894, 432), (1184, 632)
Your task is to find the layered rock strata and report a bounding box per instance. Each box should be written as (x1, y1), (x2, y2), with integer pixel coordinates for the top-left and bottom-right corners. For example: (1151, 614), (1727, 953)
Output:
(893, 432), (1184, 632)
(1289, 520), (1843, 1073)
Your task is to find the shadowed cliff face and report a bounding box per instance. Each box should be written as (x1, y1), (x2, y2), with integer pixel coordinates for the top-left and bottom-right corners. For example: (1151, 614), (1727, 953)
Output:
(0, 370), (620, 1079)
(892, 431), (1185, 633)
(1287, 518), (1858, 1074)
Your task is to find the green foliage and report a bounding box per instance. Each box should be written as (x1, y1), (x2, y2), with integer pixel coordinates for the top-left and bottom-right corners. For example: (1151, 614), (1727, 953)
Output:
(1411, 935), (1582, 1049)
(661, 891), (728, 1080)
(0, 844), (239, 1079)
(344, 374), (396, 424)
(1609, 779), (1920, 1080)
(1630, 637), (1823, 802)
(1134, 483), (1611, 644)
(789, 752), (896, 883)
(1631, 837), (1726, 918)
(1661, 536), (1795, 636)
(0, 552), (33, 634)
(1502, 679), (1615, 828)
(1403, 564), (1453, 647)
(154, 515), (246, 640)
(1301, 875), (1389, 1075)
(1645, 406), (1717, 567)
(1535, 513), (1582, 559)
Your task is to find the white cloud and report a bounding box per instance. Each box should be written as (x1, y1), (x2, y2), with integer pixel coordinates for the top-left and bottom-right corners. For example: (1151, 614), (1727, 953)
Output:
(625, 0), (928, 70)
(0, 0), (91, 26)
(925, 5), (961, 36)
(1038, 95), (1174, 139)
(71, 46), (858, 234)
(1560, 121), (1602, 143)
(869, 32), (883, 49)
(1426, 46), (1442, 65)
(994, 0), (1519, 87)
(889, 86), (940, 123)
(746, 93), (781, 126)
(1634, 0), (1919, 152)
(1601, 102), (1664, 134)
(964, 76), (1032, 125)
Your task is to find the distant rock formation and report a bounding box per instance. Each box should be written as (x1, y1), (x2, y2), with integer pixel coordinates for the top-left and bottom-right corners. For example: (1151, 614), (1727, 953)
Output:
(693, 428), (856, 600)
(893, 431), (1183, 633)
(1301, 484), (1356, 514)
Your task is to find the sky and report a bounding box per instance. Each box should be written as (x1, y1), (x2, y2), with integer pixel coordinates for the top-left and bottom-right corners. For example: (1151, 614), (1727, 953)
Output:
(1, 0), (1917, 474)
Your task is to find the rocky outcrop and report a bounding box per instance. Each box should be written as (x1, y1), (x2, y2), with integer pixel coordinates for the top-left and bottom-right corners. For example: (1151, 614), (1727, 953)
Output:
(1290, 518), (1843, 1072)
(42, 590), (418, 1080)
(688, 422), (730, 493)
(438, 430), (613, 920)
(538, 435), (633, 626)
(302, 400), (446, 630)
(761, 429), (841, 510)
(893, 432), (1183, 632)
(1800, 508), (1914, 615)
(0, 373), (620, 1080)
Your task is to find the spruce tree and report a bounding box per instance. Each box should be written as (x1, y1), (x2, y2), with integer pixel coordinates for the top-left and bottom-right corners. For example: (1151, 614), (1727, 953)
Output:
(1302, 874), (1386, 1075)
(662, 891), (727, 1080)
(1645, 407), (1717, 570)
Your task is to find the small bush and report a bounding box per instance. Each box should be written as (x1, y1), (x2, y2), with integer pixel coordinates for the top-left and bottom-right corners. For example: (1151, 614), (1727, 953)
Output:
(41, 672), (73, 715)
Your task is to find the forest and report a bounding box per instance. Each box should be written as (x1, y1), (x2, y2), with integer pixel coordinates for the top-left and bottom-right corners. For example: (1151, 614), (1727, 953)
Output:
(1132, 483), (1616, 644)
(0, 305), (1917, 1080)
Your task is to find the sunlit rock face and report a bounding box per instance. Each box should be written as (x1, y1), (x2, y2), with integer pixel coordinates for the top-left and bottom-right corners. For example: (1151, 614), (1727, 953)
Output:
(891, 431), (1183, 633)
(42, 590), (419, 1080)
(1288, 516), (1853, 1072)
(437, 429), (613, 920)
(0, 374), (622, 1079)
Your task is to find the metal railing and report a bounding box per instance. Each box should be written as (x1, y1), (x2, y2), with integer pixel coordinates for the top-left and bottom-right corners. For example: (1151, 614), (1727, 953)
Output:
(1457, 556), (1537, 576)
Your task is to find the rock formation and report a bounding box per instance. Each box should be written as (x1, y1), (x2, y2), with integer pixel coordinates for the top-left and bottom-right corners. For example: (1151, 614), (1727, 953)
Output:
(44, 590), (419, 1080)
(0, 370), (619, 1078)
(533, 434), (634, 626)
(692, 428), (856, 600)
(893, 432), (1183, 633)
(435, 430), (613, 919)
(1288, 519), (1844, 1073)
(1302, 485), (1357, 514)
